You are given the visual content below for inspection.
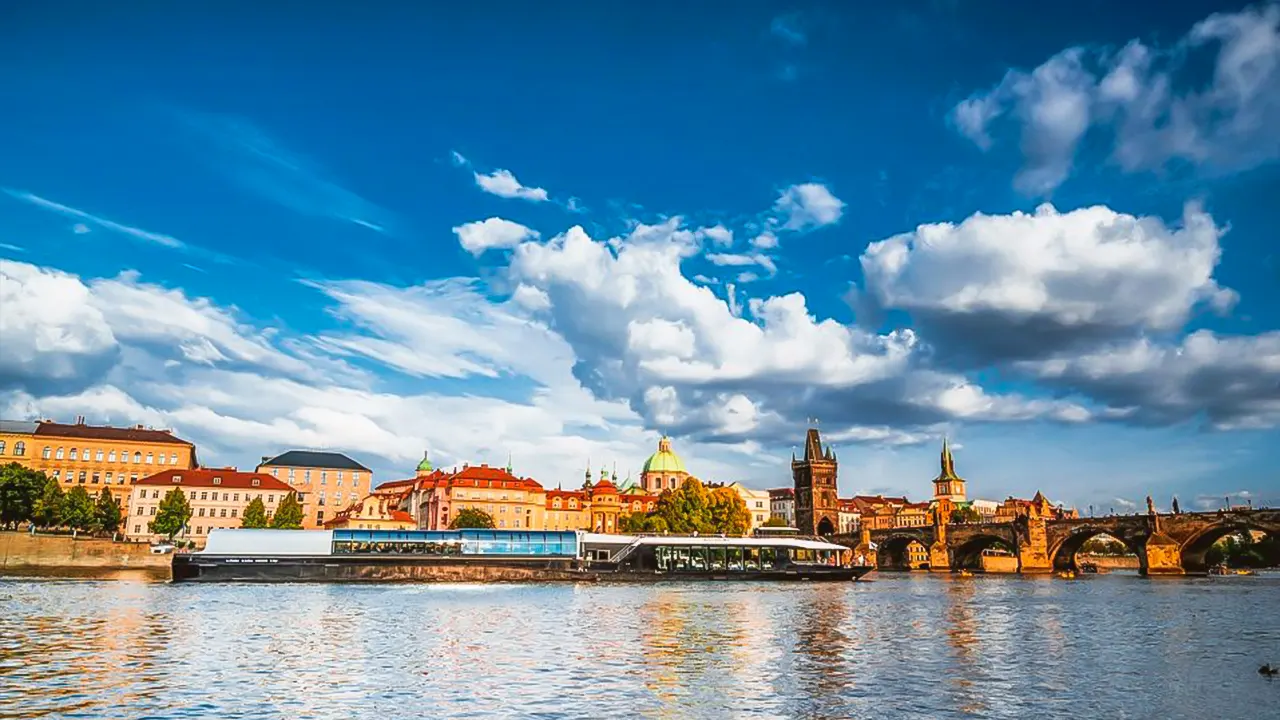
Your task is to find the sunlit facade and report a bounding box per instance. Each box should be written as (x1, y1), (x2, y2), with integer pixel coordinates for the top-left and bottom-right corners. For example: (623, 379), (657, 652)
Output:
(256, 450), (372, 529)
(126, 468), (292, 547)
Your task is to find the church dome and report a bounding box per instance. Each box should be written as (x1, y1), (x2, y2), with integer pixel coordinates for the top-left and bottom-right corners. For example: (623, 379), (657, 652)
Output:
(416, 451), (433, 473)
(641, 436), (687, 474)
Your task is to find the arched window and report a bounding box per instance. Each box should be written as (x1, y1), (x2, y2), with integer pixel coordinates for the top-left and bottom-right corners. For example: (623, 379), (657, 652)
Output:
(146, 453), (154, 464)
(69, 448), (78, 461)
(0, 440), (5, 454)
(42, 446), (51, 459)
(133, 452), (141, 463)
(108, 450), (116, 462)
(56, 447), (65, 459)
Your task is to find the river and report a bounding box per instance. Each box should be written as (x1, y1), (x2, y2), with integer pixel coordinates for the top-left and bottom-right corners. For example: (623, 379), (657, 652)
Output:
(1, 572), (1276, 719)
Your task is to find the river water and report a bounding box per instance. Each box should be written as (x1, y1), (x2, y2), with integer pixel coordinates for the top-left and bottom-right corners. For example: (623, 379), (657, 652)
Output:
(1, 572), (1276, 719)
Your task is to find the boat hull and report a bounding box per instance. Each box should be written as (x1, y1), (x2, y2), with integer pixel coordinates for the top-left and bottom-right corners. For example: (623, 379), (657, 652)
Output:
(172, 554), (873, 583)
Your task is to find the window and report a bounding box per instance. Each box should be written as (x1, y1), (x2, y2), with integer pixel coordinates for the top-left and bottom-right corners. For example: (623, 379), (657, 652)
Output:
(353, 471), (361, 485)
(69, 448), (78, 461)
(267, 494), (274, 503)
(130, 474), (138, 484)
(52, 470), (61, 480)
(316, 511), (324, 523)
(321, 471), (327, 484)
(338, 470), (344, 481)
(42, 446), (51, 459)
(252, 478), (260, 487)
(90, 473), (99, 484)
(288, 468), (296, 480)
(198, 508), (205, 517)
(152, 490), (159, 499)
(220, 508), (227, 518)
(95, 450), (104, 461)
(1, 440), (9, 454)
(136, 506), (144, 516)
(169, 453), (178, 464)
(213, 477), (221, 486)
(134, 524), (141, 534)
(146, 453), (154, 464)
(149, 507), (156, 516)
(13, 441), (25, 456)
(233, 493), (239, 502)
(231, 509), (238, 518)
(305, 470), (312, 482)
(222, 493), (229, 502)
(105, 471), (113, 484)
(78, 471), (86, 484)
(56, 447), (65, 459)
(108, 450), (116, 462)
(200, 492), (208, 500)
(196, 527), (202, 535)
(133, 452), (141, 463)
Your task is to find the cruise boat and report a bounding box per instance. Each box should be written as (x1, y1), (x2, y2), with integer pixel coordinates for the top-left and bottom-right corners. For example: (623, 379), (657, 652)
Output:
(171, 528), (872, 583)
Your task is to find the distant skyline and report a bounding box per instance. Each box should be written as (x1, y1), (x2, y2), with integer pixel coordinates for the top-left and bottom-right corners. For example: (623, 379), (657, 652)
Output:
(1, 1), (1278, 512)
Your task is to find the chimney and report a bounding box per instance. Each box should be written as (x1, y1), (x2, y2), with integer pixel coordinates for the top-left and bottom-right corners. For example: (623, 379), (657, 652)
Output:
(75, 415), (86, 425)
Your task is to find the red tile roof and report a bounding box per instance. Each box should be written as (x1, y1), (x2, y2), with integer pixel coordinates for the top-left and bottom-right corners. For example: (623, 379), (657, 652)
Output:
(35, 421), (193, 446)
(769, 487), (795, 498)
(136, 468), (292, 491)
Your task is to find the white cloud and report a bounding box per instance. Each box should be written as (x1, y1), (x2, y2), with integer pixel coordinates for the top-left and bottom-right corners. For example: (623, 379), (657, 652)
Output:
(750, 231), (779, 249)
(954, 4), (1280, 192)
(859, 202), (1237, 362)
(71, 223), (90, 234)
(452, 217), (540, 255)
(474, 169), (550, 202)
(697, 225), (734, 246)
(4, 189), (186, 249)
(705, 252), (778, 276)
(773, 183), (845, 231)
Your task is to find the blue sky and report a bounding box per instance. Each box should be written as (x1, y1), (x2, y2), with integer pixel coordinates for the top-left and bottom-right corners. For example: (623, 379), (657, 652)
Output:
(2, 1), (1278, 512)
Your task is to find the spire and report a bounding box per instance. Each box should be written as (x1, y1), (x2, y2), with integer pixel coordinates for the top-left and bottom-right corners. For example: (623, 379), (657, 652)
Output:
(506, 452), (513, 474)
(939, 436), (957, 479)
(804, 428), (822, 461)
(585, 459), (592, 481)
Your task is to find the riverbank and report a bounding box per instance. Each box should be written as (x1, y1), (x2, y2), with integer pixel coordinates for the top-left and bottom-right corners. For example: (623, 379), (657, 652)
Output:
(0, 531), (171, 579)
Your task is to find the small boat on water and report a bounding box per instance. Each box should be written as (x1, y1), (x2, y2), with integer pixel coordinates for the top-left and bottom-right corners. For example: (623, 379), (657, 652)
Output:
(1235, 569), (1258, 576)
(172, 528), (874, 583)
(1079, 562), (1099, 574)
(1057, 570), (1077, 579)
(1210, 564), (1229, 576)
(957, 570), (974, 578)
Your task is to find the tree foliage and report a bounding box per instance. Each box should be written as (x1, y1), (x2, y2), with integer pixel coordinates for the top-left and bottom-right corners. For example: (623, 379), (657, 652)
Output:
(0, 463), (46, 528)
(32, 477), (65, 527)
(1080, 535), (1131, 556)
(270, 492), (304, 529)
(1207, 532), (1279, 568)
(762, 516), (790, 528)
(149, 488), (192, 541)
(94, 488), (123, 535)
(61, 486), (97, 532)
(449, 507), (496, 529)
(950, 506), (983, 524)
(637, 479), (752, 536)
(241, 496), (269, 528)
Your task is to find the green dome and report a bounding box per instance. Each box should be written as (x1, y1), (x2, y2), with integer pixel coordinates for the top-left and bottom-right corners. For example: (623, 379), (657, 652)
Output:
(416, 451), (433, 473)
(642, 436), (687, 474)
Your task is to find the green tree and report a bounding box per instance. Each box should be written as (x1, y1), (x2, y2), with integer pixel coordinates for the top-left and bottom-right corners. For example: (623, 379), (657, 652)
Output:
(651, 478), (714, 534)
(241, 496), (269, 528)
(94, 488), (123, 535)
(60, 486), (97, 532)
(148, 488), (192, 541)
(32, 477), (65, 528)
(449, 507), (496, 529)
(0, 463), (46, 528)
(708, 486), (751, 536)
(762, 516), (790, 528)
(950, 506), (982, 524)
(269, 492), (304, 529)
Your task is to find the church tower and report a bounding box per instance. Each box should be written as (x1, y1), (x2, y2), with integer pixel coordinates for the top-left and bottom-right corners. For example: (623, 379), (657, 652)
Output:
(932, 438), (967, 503)
(792, 427), (839, 536)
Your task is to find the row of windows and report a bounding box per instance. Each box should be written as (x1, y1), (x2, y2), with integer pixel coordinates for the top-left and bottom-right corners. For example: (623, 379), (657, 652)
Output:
(273, 468), (362, 485)
(23, 445), (183, 465)
(50, 469), (141, 485)
(132, 524), (231, 537)
(0, 441), (26, 456)
(141, 489), (281, 503)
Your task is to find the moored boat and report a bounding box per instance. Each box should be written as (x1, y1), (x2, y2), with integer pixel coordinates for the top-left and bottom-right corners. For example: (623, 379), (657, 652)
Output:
(172, 528), (873, 583)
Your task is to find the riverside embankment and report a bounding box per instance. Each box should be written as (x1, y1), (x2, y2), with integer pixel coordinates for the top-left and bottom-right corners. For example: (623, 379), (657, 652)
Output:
(0, 531), (170, 579)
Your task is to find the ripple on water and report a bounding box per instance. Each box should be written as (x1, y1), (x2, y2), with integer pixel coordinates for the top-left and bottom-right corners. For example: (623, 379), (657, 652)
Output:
(0, 574), (1277, 719)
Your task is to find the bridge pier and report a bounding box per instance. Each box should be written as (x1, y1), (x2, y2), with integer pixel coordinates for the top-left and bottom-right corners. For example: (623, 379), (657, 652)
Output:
(1016, 517), (1053, 573)
(1142, 532), (1184, 576)
(928, 541), (951, 572)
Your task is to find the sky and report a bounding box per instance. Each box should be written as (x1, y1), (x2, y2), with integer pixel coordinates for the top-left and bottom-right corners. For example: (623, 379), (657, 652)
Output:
(2, 1), (1279, 513)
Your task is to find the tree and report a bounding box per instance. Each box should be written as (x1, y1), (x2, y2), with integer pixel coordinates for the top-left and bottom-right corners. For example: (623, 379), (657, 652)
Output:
(0, 463), (46, 528)
(60, 486), (97, 532)
(94, 488), (123, 535)
(762, 516), (790, 528)
(708, 487), (751, 536)
(241, 497), (268, 528)
(643, 479), (751, 536)
(269, 492), (304, 529)
(32, 477), (65, 528)
(149, 488), (192, 541)
(619, 511), (668, 534)
(449, 507), (496, 529)
(950, 506), (982, 524)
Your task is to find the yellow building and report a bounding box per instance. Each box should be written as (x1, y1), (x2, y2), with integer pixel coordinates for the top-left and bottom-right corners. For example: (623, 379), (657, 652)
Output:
(906, 540), (930, 569)
(723, 482), (771, 531)
(324, 493), (416, 530)
(545, 488), (591, 531)
(0, 418), (196, 514)
(894, 502), (932, 528)
(126, 468), (293, 547)
(256, 450), (372, 529)
(638, 436), (691, 494)
(412, 463), (547, 530)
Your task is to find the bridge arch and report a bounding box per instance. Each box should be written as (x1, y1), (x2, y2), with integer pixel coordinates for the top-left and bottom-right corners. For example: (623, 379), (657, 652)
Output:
(1048, 526), (1145, 572)
(949, 533), (1017, 571)
(1179, 519), (1278, 574)
(876, 533), (929, 570)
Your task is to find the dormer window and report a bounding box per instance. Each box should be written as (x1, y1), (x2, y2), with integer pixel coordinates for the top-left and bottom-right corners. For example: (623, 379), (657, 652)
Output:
(213, 477), (222, 485)
(252, 478), (261, 487)
(172, 475), (182, 483)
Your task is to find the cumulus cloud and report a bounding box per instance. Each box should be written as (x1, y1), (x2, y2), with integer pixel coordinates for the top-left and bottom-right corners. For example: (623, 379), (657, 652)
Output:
(773, 183), (845, 231)
(473, 169), (550, 202)
(705, 252), (778, 277)
(859, 203), (1237, 364)
(452, 217), (540, 255)
(954, 3), (1280, 192)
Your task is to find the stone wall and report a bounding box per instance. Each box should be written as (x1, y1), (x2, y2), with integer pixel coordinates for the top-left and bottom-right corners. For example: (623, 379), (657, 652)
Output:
(0, 532), (171, 577)
(979, 555), (1019, 573)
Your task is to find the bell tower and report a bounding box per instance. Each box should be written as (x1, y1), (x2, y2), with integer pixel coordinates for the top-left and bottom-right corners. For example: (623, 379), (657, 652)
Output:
(792, 427), (839, 536)
(932, 438), (967, 502)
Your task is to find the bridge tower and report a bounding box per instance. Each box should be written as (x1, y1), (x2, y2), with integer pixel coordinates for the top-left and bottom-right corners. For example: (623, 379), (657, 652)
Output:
(792, 427), (839, 536)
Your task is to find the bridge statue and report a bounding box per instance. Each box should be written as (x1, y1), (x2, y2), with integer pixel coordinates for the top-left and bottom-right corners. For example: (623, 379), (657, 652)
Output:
(1146, 496), (1155, 515)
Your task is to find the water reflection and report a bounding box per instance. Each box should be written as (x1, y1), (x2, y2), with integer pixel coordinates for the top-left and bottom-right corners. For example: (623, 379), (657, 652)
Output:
(1, 575), (1278, 719)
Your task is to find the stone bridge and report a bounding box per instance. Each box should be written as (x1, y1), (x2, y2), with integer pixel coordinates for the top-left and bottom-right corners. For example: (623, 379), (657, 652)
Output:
(838, 508), (1280, 575)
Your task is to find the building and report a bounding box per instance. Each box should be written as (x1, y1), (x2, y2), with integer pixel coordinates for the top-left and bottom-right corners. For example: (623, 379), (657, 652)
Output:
(0, 418), (197, 515)
(125, 468), (292, 547)
(994, 491), (1079, 522)
(906, 541), (930, 569)
(411, 463), (547, 530)
(256, 450), (372, 529)
(792, 427), (840, 536)
(542, 469), (659, 532)
(724, 482), (771, 531)
(769, 487), (795, 526)
(545, 488), (591, 531)
(849, 495), (908, 531)
(930, 438), (967, 520)
(324, 493), (415, 530)
(971, 499), (999, 523)
(837, 499), (861, 535)
(638, 436), (691, 493)
(894, 502), (932, 528)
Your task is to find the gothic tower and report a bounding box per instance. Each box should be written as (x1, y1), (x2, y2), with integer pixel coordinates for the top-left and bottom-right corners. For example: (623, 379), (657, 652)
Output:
(792, 427), (839, 536)
(932, 438), (967, 503)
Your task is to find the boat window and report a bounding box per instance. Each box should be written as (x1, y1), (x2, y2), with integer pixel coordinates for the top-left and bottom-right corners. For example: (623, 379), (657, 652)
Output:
(709, 547), (726, 571)
(656, 546), (670, 571)
(744, 547), (760, 571)
(761, 547), (776, 568)
(728, 547), (744, 571)
(689, 547), (707, 571)
(794, 548), (815, 564)
(673, 547), (690, 571)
